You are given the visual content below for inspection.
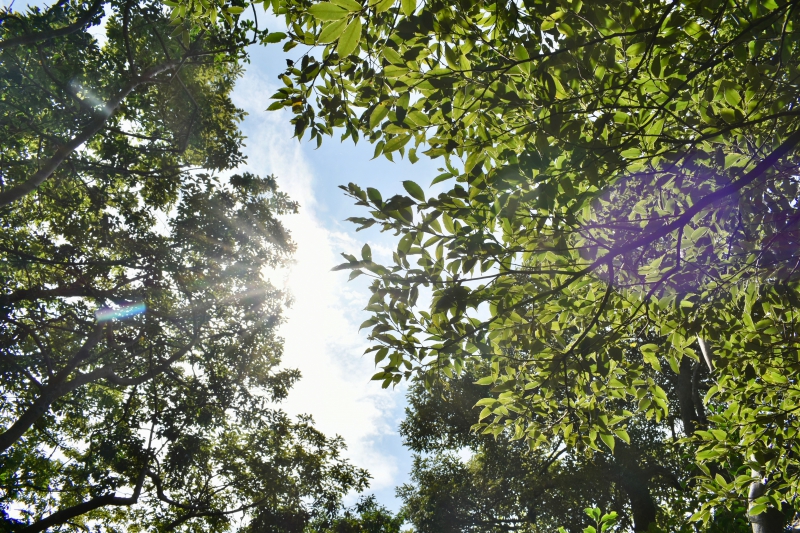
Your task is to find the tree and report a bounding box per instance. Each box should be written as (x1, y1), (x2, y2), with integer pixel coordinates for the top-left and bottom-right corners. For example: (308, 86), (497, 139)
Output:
(0, 1), (368, 531)
(399, 372), (626, 533)
(245, 494), (403, 533)
(307, 495), (405, 533)
(398, 365), (758, 533)
(270, 0), (800, 530)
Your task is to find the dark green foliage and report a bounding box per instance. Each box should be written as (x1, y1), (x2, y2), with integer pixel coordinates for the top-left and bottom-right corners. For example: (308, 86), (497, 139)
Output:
(0, 1), (368, 531)
(309, 495), (405, 533)
(398, 371), (692, 533)
(246, 495), (404, 533)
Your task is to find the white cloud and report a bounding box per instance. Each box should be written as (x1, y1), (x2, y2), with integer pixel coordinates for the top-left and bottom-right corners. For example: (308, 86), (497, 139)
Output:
(232, 69), (406, 495)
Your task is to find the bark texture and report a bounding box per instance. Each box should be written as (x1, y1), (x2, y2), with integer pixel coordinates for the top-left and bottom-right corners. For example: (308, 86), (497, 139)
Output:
(749, 473), (787, 533)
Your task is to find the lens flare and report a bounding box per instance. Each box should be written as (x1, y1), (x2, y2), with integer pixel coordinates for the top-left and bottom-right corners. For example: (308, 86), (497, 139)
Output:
(578, 168), (739, 297)
(95, 302), (146, 322)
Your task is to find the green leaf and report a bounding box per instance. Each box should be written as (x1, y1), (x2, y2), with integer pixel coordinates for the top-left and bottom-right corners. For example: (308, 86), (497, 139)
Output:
(724, 86), (741, 107)
(383, 134), (411, 153)
(601, 512), (618, 524)
(557, 22), (573, 37)
(366, 187), (382, 204)
(398, 232), (414, 254)
(263, 31), (287, 43)
(640, 343), (660, 370)
(749, 503), (768, 516)
(371, 0), (393, 11)
(308, 2), (349, 20)
(374, 347), (388, 362)
(719, 108), (736, 123)
(407, 110), (430, 126)
(599, 433), (615, 453)
(361, 243), (372, 261)
(614, 429), (630, 444)
(383, 65), (409, 78)
(319, 19), (348, 43)
(331, 0), (362, 10)
(382, 47), (404, 65)
(400, 0), (415, 16)
(696, 449), (723, 460)
(691, 227), (709, 241)
(626, 42), (646, 56)
(403, 180), (425, 202)
(585, 508), (601, 521)
(370, 101), (390, 128)
(337, 17), (362, 56)
(431, 173), (454, 185)
(444, 45), (459, 70)
(464, 151), (484, 174)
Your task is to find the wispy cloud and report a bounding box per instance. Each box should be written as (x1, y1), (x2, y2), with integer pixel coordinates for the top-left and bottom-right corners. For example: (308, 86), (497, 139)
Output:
(232, 68), (407, 498)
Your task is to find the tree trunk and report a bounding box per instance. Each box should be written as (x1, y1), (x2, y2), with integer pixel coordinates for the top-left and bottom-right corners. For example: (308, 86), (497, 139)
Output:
(616, 457), (658, 532)
(674, 356), (699, 435)
(749, 473), (786, 533)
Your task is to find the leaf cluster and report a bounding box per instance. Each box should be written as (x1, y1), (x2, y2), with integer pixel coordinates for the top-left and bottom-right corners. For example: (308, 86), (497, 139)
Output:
(272, 0), (800, 528)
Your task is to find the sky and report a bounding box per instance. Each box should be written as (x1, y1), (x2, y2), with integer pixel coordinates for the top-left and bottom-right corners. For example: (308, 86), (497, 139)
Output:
(230, 35), (442, 510)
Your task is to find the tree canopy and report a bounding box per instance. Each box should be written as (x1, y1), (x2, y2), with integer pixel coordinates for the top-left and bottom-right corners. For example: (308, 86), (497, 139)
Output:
(397, 359), (761, 532)
(0, 1), (369, 531)
(271, 0), (800, 530)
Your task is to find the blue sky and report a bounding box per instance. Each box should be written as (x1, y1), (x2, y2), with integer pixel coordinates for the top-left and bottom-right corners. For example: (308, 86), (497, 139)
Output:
(231, 32), (442, 511)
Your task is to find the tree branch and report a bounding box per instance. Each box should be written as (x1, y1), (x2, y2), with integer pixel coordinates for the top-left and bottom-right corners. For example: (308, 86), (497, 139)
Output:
(19, 468), (147, 533)
(1, 285), (110, 306)
(0, 0), (105, 51)
(0, 330), (194, 453)
(0, 59), (179, 206)
(0, 326), (103, 453)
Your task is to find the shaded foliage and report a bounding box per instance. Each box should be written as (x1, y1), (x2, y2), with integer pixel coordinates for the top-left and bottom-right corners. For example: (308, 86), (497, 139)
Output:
(399, 370), (703, 532)
(0, 1), (367, 531)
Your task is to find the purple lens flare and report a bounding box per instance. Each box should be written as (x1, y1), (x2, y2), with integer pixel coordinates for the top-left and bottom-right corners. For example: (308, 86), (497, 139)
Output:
(578, 163), (800, 298)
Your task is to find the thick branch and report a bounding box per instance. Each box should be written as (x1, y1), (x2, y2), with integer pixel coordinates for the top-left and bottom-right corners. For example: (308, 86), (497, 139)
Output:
(19, 468), (146, 533)
(1, 285), (110, 306)
(145, 470), (195, 510)
(0, 60), (179, 206)
(696, 336), (714, 372)
(691, 361), (709, 427)
(616, 462), (658, 532)
(0, 332), (194, 452)
(675, 356), (698, 435)
(594, 129), (800, 271)
(0, 0), (105, 51)
(0, 327), (102, 453)
(748, 471), (787, 533)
